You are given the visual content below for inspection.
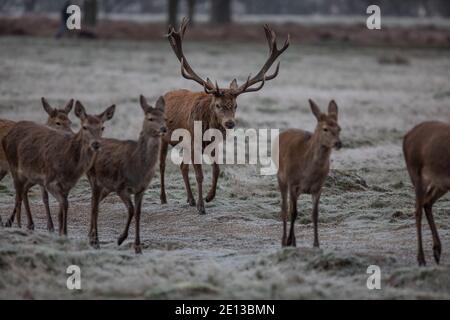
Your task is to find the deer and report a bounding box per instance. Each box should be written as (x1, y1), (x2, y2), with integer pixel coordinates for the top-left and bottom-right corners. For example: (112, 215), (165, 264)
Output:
(0, 98), (74, 230)
(273, 100), (342, 247)
(160, 18), (290, 214)
(2, 101), (115, 235)
(403, 121), (450, 266)
(87, 95), (167, 253)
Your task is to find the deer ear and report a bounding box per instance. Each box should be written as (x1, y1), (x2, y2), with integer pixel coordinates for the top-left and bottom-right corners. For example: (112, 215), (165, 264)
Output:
(229, 79), (238, 90)
(74, 101), (87, 120)
(99, 105), (116, 122)
(309, 99), (322, 121)
(64, 99), (74, 115)
(41, 97), (56, 117)
(328, 100), (338, 120)
(155, 96), (165, 112)
(140, 95), (152, 112)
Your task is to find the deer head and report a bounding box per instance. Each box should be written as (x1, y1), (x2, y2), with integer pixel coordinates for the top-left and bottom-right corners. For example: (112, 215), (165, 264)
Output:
(139, 95), (167, 136)
(167, 18), (290, 130)
(309, 99), (342, 150)
(41, 97), (74, 132)
(74, 101), (116, 152)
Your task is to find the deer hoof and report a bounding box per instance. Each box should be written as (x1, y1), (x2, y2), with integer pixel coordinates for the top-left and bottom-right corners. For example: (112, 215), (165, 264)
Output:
(205, 193), (215, 203)
(197, 206), (206, 215)
(187, 198), (196, 207)
(27, 223), (34, 231)
(117, 234), (127, 246)
(433, 245), (441, 264)
(47, 225), (55, 233)
(160, 197), (167, 205)
(417, 254), (426, 267)
(90, 239), (100, 249)
(134, 244), (142, 254)
(5, 219), (13, 228)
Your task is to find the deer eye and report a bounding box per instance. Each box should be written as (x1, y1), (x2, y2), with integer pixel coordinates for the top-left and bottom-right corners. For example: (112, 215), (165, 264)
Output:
(323, 128), (328, 132)
(56, 122), (61, 126)
(83, 126), (88, 130)
(101, 127), (105, 131)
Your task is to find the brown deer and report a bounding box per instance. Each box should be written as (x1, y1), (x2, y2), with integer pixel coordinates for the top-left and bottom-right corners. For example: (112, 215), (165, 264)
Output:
(273, 100), (342, 247)
(160, 18), (290, 214)
(403, 121), (450, 266)
(87, 95), (167, 253)
(0, 98), (73, 230)
(2, 101), (115, 235)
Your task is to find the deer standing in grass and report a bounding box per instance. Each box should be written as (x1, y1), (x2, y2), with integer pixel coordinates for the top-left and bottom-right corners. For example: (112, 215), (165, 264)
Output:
(2, 101), (115, 235)
(87, 95), (167, 253)
(0, 98), (73, 229)
(160, 18), (290, 214)
(274, 100), (342, 247)
(403, 121), (450, 266)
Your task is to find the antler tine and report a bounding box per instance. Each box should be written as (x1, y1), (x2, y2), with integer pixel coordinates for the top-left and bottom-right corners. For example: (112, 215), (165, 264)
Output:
(167, 17), (216, 92)
(241, 76), (266, 93)
(234, 24), (289, 95)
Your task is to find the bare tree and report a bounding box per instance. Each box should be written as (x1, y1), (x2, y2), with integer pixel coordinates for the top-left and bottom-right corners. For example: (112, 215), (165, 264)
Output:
(211, 0), (232, 24)
(187, 0), (196, 24)
(168, 0), (179, 27)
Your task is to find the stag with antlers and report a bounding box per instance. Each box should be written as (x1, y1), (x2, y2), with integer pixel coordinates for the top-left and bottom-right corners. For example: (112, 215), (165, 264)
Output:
(160, 18), (290, 214)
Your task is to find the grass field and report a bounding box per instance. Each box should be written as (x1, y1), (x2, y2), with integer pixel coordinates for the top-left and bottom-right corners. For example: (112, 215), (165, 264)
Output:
(0, 36), (449, 299)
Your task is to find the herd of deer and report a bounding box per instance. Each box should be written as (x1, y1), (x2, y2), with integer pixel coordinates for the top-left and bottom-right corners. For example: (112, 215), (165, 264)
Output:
(0, 19), (448, 266)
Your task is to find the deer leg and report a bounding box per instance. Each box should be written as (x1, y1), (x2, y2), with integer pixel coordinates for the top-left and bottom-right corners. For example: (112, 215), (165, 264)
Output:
(287, 187), (299, 247)
(206, 162), (220, 203)
(89, 186), (102, 248)
(193, 163), (205, 215)
(423, 188), (446, 264)
(278, 176), (288, 247)
(117, 190), (135, 247)
(159, 141), (168, 204)
(41, 187), (54, 232)
(181, 163), (196, 206)
(22, 184), (34, 231)
(6, 180), (24, 228)
(133, 191), (144, 254)
(415, 186), (426, 266)
(312, 192), (321, 248)
(56, 191), (69, 236)
(0, 169), (7, 182)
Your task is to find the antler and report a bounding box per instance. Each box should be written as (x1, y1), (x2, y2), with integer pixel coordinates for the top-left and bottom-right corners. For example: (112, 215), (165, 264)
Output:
(167, 17), (221, 95)
(233, 24), (290, 95)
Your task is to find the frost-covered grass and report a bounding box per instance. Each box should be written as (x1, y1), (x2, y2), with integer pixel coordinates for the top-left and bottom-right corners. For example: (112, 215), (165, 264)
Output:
(0, 37), (449, 299)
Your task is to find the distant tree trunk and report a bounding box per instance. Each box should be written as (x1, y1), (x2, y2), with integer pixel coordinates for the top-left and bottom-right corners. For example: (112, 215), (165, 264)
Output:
(168, 0), (179, 27)
(211, 0), (232, 24)
(187, 0), (196, 25)
(84, 0), (98, 27)
(24, 0), (35, 13)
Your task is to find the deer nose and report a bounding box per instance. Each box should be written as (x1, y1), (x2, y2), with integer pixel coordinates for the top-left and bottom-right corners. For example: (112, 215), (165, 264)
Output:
(225, 121), (235, 129)
(335, 141), (342, 150)
(91, 141), (101, 151)
(160, 126), (167, 134)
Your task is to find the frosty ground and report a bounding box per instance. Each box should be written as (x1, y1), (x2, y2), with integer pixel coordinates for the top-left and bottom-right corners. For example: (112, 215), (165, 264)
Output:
(0, 36), (449, 299)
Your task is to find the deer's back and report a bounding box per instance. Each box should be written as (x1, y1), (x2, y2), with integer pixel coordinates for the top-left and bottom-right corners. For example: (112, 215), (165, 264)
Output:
(404, 121), (450, 185)
(3, 121), (74, 184)
(0, 118), (16, 170)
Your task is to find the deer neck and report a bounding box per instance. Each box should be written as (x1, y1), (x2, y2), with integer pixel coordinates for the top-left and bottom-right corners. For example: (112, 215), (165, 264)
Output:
(309, 132), (332, 165)
(133, 130), (161, 170)
(190, 95), (223, 133)
(69, 131), (96, 173)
